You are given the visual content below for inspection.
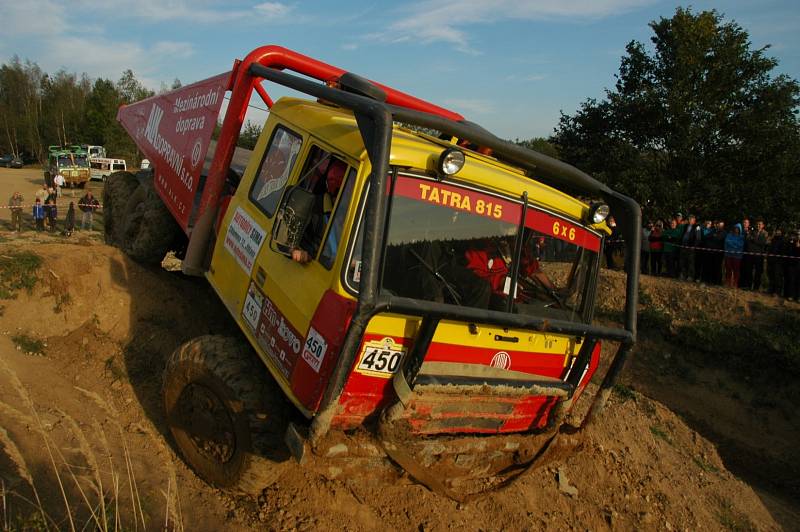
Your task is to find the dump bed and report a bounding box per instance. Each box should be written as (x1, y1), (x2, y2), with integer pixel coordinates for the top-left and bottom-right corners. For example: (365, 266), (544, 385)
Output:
(117, 73), (230, 233)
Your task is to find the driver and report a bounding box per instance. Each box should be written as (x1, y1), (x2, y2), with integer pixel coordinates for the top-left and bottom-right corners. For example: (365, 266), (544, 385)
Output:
(462, 234), (556, 310)
(291, 157), (347, 263)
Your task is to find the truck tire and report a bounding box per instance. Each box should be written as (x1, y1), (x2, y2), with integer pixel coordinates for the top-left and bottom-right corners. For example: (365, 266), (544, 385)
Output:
(163, 335), (287, 494)
(119, 175), (181, 264)
(103, 171), (140, 246)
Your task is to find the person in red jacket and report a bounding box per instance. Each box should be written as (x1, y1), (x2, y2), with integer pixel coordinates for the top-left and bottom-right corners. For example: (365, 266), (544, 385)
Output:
(648, 221), (664, 275)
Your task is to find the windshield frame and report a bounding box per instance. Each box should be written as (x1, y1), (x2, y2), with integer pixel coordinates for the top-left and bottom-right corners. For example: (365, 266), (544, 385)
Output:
(340, 169), (603, 323)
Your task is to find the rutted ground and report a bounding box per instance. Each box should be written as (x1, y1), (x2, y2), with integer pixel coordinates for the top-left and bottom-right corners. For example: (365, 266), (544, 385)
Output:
(0, 235), (793, 531)
(0, 166), (796, 531)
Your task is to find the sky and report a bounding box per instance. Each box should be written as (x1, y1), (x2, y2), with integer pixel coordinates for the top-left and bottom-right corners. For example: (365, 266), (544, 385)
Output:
(2, 0), (799, 140)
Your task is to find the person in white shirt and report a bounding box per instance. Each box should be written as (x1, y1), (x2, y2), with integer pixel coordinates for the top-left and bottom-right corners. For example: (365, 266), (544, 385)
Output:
(54, 173), (65, 197)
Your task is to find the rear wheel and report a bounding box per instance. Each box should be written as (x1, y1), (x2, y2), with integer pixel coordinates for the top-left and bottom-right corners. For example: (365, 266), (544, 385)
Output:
(163, 335), (288, 494)
(119, 175), (181, 264)
(103, 171), (140, 245)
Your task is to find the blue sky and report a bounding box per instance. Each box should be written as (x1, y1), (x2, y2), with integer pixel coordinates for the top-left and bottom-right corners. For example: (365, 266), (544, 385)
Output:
(3, 0), (798, 139)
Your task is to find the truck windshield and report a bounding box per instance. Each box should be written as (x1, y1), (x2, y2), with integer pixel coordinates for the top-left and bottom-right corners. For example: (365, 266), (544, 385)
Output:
(346, 173), (601, 323)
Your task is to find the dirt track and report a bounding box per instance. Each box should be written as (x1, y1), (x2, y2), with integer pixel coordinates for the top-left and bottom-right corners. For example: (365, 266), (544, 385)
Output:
(0, 166), (797, 530)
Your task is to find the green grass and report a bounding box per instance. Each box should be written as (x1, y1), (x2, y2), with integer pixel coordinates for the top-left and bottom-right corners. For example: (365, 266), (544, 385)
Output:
(649, 425), (672, 444)
(0, 251), (42, 299)
(612, 383), (637, 402)
(11, 334), (45, 356)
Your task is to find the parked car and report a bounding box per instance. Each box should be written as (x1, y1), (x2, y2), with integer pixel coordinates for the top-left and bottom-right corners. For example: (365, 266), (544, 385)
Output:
(0, 154), (24, 168)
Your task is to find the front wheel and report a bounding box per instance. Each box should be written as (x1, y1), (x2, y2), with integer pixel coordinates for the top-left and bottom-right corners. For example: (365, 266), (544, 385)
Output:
(163, 335), (288, 494)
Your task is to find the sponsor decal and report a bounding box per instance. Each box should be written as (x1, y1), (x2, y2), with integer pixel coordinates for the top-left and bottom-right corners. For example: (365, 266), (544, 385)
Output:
(116, 71), (229, 232)
(356, 338), (407, 378)
(244, 281), (302, 379)
(301, 327), (327, 373)
(490, 351), (511, 370)
(223, 207), (266, 275)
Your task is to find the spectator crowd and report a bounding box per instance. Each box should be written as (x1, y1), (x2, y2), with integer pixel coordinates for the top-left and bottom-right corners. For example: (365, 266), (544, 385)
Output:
(632, 213), (800, 301)
(6, 184), (100, 236)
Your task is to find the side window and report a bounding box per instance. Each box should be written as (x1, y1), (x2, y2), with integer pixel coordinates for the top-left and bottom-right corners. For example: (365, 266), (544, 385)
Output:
(249, 126), (303, 217)
(319, 168), (357, 269)
(293, 147), (350, 260)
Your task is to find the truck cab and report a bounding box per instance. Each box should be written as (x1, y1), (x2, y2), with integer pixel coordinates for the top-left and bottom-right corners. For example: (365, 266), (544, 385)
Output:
(208, 96), (608, 434)
(113, 46), (640, 497)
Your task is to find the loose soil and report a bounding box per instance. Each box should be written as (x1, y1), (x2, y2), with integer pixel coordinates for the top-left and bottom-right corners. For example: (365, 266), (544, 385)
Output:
(0, 167), (797, 531)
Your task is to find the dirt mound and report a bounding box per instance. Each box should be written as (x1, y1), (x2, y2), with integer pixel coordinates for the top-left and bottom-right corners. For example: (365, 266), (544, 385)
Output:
(0, 235), (793, 530)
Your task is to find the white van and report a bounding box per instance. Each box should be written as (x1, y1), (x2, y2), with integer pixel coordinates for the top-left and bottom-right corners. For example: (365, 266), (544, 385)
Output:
(90, 158), (127, 181)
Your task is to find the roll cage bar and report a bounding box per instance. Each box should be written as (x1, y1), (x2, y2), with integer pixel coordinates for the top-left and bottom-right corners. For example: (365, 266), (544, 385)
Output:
(182, 46), (641, 443)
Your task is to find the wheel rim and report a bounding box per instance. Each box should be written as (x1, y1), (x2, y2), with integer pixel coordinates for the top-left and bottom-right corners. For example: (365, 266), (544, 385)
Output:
(173, 382), (237, 464)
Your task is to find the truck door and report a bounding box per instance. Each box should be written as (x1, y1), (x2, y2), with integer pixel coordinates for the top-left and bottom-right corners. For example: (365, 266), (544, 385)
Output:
(212, 128), (358, 413)
(246, 145), (357, 404)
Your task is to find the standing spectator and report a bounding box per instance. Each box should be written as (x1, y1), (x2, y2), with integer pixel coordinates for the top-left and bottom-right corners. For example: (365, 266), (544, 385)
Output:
(748, 220), (769, 291)
(78, 191), (100, 230)
(35, 184), (48, 205)
(785, 231), (800, 301)
(603, 216), (621, 270)
(739, 218), (754, 289)
(32, 198), (45, 231)
(45, 199), (57, 232)
(662, 218), (682, 277)
(8, 192), (23, 232)
(696, 220), (714, 283)
(680, 214), (700, 280)
(54, 172), (65, 198)
(767, 228), (785, 297)
(63, 202), (76, 236)
(709, 221), (727, 285)
(724, 224), (745, 288)
(641, 222), (652, 275)
(649, 221), (664, 276)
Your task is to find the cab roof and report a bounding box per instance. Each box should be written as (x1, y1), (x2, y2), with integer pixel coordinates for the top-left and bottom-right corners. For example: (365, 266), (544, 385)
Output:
(270, 97), (593, 223)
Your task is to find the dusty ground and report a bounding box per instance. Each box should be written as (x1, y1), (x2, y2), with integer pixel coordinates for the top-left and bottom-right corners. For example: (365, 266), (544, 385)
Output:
(0, 166), (797, 531)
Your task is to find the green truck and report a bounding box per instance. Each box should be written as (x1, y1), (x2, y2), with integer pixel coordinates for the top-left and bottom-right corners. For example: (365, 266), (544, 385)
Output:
(45, 145), (91, 188)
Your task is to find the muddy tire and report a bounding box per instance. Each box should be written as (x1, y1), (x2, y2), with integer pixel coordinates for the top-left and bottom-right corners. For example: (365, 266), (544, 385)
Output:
(103, 171), (140, 245)
(118, 174), (181, 264)
(163, 335), (288, 495)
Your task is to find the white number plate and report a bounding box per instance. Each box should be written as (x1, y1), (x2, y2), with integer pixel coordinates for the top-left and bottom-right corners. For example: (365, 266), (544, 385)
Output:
(242, 283), (263, 332)
(356, 338), (406, 378)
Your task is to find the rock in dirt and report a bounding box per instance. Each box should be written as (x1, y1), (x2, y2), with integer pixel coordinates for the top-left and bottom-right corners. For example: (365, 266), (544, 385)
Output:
(557, 467), (579, 497)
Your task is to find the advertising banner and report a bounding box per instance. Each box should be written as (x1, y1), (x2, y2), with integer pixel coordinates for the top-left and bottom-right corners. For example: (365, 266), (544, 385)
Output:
(117, 72), (230, 232)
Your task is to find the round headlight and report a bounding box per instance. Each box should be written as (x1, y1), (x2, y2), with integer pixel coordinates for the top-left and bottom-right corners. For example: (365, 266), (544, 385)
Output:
(438, 148), (465, 175)
(589, 203), (610, 224)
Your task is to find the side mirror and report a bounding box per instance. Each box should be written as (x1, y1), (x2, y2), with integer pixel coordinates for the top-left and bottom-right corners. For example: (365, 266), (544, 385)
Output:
(271, 186), (316, 255)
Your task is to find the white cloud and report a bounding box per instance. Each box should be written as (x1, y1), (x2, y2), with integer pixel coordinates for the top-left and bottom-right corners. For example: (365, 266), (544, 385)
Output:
(380, 0), (655, 50)
(443, 98), (494, 115)
(3, 0), (65, 36)
(152, 41), (195, 59)
(73, 0), (292, 24)
(254, 2), (292, 18)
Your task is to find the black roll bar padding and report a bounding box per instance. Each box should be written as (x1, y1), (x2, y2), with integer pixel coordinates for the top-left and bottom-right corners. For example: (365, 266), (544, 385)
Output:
(248, 64), (640, 442)
(402, 316), (441, 387)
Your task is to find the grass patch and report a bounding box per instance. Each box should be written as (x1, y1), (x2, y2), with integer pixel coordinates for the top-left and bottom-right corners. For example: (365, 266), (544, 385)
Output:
(716, 497), (756, 531)
(692, 456), (720, 474)
(11, 334), (45, 356)
(612, 383), (637, 402)
(649, 425), (671, 444)
(0, 251), (43, 299)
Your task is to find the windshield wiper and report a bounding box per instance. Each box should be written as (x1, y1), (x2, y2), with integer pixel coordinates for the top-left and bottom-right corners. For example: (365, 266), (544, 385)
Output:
(408, 248), (462, 305)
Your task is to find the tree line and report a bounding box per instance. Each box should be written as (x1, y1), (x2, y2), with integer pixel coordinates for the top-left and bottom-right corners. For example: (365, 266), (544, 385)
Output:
(2, 8), (797, 226)
(0, 57), (163, 164)
(546, 7), (800, 227)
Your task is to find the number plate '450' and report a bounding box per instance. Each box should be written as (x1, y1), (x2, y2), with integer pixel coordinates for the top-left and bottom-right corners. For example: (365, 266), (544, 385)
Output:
(355, 338), (407, 378)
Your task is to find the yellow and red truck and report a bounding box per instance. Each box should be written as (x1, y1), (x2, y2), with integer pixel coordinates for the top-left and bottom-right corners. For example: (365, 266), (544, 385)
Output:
(108, 46), (641, 498)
